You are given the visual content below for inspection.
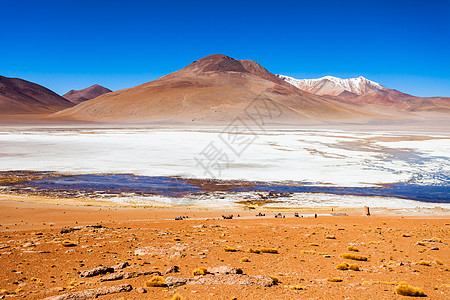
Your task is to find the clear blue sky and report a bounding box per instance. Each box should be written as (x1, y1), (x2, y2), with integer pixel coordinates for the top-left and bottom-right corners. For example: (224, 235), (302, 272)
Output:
(1, 0), (449, 97)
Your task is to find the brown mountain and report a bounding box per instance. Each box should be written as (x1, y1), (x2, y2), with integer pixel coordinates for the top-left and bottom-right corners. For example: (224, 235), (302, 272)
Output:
(277, 75), (450, 114)
(0, 75), (73, 115)
(54, 55), (380, 123)
(63, 84), (112, 104)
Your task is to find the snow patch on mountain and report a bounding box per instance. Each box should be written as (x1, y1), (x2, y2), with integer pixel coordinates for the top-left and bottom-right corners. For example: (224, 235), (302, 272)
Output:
(277, 75), (387, 96)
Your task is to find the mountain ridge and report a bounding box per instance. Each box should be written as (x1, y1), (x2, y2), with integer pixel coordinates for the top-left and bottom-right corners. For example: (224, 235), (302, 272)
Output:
(277, 74), (450, 113)
(63, 84), (112, 104)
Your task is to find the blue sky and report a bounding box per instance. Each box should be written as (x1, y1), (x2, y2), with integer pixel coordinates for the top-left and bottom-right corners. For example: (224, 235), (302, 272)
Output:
(1, 0), (449, 97)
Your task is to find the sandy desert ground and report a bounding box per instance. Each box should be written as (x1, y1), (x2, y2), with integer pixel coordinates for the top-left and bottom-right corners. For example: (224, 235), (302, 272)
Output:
(0, 197), (449, 299)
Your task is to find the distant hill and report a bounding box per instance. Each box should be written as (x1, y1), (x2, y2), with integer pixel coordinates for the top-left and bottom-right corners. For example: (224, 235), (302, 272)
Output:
(63, 84), (112, 104)
(0, 75), (73, 115)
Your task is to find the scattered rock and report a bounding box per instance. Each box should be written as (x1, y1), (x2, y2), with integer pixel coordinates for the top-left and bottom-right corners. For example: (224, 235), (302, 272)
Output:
(165, 277), (191, 287)
(430, 247), (439, 250)
(112, 262), (129, 270)
(80, 266), (114, 278)
(43, 284), (132, 300)
(22, 242), (34, 247)
(60, 228), (78, 234)
(208, 266), (243, 275)
(98, 272), (123, 281)
(23, 250), (51, 253)
(136, 287), (146, 293)
(166, 274), (275, 287)
(85, 225), (103, 229)
(164, 265), (180, 274)
(422, 238), (441, 243)
(193, 224), (206, 228)
(190, 274), (275, 286)
(100, 271), (160, 282)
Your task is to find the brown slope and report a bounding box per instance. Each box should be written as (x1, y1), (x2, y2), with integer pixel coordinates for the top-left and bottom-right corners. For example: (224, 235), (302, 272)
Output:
(63, 84), (112, 104)
(54, 54), (377, 124)
(0, 75), (73, 115)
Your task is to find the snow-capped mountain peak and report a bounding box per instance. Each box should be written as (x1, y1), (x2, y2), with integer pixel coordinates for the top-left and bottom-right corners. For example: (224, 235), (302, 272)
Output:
(276, 74), (387, 96)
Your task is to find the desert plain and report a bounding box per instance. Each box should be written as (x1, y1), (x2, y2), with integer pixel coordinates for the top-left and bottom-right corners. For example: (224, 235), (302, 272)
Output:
(0, 193), (449, 299)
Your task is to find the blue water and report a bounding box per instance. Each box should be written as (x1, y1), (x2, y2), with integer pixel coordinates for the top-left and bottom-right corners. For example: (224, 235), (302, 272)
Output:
(17, 173), (450, 203)
(236, 183), (450, 203)
(26, 174), (201, 197)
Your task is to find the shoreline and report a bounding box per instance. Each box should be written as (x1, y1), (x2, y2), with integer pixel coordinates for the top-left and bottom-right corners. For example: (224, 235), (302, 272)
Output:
(1, 194), (449, 233)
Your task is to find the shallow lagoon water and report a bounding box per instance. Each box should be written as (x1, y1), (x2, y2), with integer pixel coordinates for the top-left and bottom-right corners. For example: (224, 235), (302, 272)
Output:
(19, 173), (449, 203)
(0, 128), (449, 206)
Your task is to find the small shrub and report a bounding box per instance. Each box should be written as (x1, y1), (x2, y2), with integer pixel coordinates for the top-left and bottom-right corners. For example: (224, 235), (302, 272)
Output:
(402, 233), (411, 237)
(395, 282), (426, 297)
(61, 240), (77, 247)
(347, 246), (359, 252)
(339, 253), (367, 261)
(270, 276), (279, 284)
(248, 248), (260, 254)
(192, 267), (208, 276)
(326, 235), (336, 239)
(172, 294), (183, 300)
(434, 259), (443, 265)
(309, 243), (319, 247)
(349, 263), (360, 271)
(327, 277), (343, 282)
(145, 275), (166, 287)
(240, 257), (249, 262)
(224, 247), (237, 252)
(336, 262), (349, 270)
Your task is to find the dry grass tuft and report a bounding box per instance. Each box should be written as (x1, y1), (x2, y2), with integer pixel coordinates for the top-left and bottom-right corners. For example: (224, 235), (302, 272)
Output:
(327, 277), (343, 282)
(395, 282), (426, 297)
(325, 235), (336, 239)
(260, 248), (278, 254)
(270, 276), (279, 284)
(309, 243), (319, 247)
(224, 247), (237, 252)
(336, 262), (348, 270)
(192, 267), (209, 276)
(402, 233), (412, 237)
(347, 246), (359, 252)
(61, 240), (77, 247)
(418, 260), (431, 266)
(290, 285), (306, 290)
(144, 275), (166, 287)
(339, 253), (367, 261)
(240, 257), (250, 262)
